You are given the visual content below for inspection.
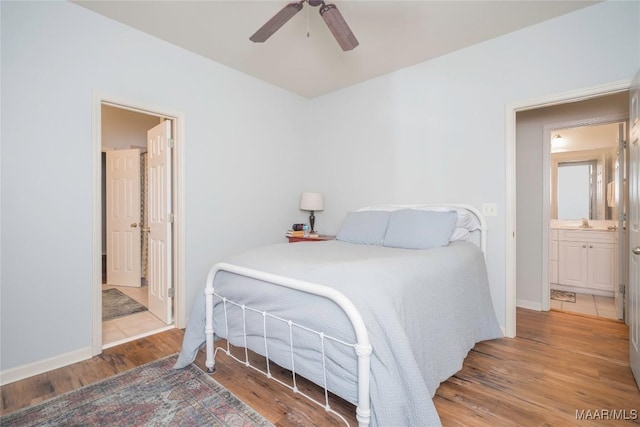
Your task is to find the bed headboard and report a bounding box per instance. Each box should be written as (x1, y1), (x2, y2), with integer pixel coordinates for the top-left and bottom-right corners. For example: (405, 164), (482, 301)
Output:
(355, 204), (488, 258)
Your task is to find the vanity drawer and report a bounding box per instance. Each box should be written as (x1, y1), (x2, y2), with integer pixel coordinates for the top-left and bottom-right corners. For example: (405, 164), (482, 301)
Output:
(558, 230), (616, 243)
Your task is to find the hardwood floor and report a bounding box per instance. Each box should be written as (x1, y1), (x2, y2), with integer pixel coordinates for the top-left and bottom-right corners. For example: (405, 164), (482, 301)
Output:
(2, 309), (639, 426)
(436, 309), (639, 426)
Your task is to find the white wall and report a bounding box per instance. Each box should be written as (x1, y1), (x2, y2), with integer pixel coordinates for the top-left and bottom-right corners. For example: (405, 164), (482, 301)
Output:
(0, 1), (307, 372)
(1, 0), (638, 378)
(304, 1), (639, 329)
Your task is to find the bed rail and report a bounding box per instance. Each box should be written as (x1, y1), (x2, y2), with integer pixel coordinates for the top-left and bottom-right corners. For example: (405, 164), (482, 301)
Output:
(204, 262), (372, 427)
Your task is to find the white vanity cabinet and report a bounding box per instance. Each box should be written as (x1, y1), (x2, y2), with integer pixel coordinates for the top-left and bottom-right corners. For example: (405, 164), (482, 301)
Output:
(557, 229), (617, 292)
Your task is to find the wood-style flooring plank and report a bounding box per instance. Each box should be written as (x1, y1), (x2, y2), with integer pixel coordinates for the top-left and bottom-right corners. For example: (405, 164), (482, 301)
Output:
(2, 309), (639, 426)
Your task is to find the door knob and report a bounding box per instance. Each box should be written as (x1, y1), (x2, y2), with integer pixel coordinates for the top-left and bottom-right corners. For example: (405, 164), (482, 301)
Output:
(130, 223), (138, 228)
(633, 246), (640, 255)
(142, 227), (151, 233)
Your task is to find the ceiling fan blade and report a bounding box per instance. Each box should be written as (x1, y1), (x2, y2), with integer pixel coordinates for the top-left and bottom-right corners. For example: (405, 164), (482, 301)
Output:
(250, 1), (304, 43)
(319, 3), (359, 51)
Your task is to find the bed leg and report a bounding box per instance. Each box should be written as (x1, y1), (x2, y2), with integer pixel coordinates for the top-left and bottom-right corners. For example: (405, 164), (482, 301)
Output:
(355, 343), (372, 426)
(205, 284), (215, 376)
(356, 407), (371, 427)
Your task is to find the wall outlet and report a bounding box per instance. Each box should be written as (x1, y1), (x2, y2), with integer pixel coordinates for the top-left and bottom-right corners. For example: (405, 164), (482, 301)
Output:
(482, 203), (498, 217)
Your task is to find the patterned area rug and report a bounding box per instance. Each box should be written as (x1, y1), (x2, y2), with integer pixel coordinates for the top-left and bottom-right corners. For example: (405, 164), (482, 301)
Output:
(0, 355), (273, 427)
(551, 289), (576, 303)
(102, 288), (147, 321)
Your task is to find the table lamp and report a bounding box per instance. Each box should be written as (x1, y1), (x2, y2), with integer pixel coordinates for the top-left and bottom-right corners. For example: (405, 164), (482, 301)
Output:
(299, 192), (324, 234)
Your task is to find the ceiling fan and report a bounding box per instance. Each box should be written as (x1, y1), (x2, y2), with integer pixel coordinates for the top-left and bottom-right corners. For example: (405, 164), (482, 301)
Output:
(250, 0), (359, 51)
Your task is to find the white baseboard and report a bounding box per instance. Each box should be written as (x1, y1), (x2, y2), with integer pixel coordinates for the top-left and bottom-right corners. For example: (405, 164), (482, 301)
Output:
(0, 347), (92, 386)
(516, 299), (542, 311)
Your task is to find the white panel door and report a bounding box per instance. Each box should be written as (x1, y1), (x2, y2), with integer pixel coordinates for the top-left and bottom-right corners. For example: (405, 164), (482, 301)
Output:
(629, 68), (640, 390)
(617, 122), (626, 320)
(147, 121), (172, 324)
(106, 149), (141, 287)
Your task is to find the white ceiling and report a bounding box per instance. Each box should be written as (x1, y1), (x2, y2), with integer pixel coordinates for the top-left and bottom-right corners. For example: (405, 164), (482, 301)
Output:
(552, 122), (621, 153)
(73, 0), (599, 99)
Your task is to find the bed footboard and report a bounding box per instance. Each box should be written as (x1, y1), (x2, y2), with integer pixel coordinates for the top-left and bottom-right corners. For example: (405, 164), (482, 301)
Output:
(204, 262), (372, 427)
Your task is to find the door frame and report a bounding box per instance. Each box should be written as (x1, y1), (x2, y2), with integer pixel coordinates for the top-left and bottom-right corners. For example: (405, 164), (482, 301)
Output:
(505, 78), (632, 337)
(91, 92), (186, 355)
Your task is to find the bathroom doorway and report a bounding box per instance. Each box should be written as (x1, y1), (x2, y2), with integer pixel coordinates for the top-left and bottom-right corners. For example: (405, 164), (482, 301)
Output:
(548, 121), (626, 321)
(515, 90), (630, 325)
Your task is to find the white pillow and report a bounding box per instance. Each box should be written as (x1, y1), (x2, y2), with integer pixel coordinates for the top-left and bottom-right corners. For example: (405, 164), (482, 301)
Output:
(450, 227), (471, 241)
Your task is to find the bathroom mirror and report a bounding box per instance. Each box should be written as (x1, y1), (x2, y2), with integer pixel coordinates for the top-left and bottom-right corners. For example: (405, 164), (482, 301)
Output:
(550, 123), (620, 221)
(556, 160), (598, 219)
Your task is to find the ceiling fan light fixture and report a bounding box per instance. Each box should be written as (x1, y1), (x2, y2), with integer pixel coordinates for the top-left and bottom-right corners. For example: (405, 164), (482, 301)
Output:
(249, 1), (304, 43)
(319, 3), (359, 51)
(249, 0), (358, 51)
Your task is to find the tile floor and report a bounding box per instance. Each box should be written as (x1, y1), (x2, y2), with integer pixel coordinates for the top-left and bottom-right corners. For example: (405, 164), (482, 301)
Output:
(550, 291), (618, 320)
(102, 284), (172, 348)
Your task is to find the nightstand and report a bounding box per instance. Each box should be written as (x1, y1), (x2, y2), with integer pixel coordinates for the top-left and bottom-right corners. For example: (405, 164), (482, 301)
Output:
(287, 235), (336, 243)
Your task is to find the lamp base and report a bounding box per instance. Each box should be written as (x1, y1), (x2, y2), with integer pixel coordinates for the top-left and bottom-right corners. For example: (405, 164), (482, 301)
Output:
(309, 211), (316, 234)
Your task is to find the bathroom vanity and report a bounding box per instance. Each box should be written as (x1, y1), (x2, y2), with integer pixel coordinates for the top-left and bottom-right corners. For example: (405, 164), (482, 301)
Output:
(550, 226), (617, 295)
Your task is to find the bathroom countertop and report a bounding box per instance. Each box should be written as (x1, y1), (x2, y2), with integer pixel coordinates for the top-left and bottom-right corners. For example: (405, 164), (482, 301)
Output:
(551, 226), (617, 231)
(550, 220), (619, 231)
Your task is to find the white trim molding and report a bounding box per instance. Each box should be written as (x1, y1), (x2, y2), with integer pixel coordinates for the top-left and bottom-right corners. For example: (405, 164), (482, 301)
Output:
(0, 347), (92, 386)
(516, 299), (543, 312)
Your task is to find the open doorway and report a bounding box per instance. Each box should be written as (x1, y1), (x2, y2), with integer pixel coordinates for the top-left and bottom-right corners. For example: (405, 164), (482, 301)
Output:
(101, 104), (175, 348)
(94, 99), (183, 352)
(547, 121), (626, 321)
(514, 90), (630, 329)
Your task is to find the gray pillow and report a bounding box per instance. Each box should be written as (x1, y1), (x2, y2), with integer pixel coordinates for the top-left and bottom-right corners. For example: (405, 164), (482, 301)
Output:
(336, 211), (390, 245)
(383, 209), (457, 249)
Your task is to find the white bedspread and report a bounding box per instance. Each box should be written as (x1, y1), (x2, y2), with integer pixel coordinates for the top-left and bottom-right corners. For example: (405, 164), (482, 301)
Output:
(175, 240), (502, 426)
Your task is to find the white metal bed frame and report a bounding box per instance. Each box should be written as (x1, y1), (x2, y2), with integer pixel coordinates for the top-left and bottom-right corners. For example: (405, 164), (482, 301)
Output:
(204, 204), (487, 427)
(205, 263), (372, 425)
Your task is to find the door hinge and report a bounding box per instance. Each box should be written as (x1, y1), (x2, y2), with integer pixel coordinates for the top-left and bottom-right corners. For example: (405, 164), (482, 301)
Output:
(168, 138), (174, 149)
(619, 283), (626, 295)
(168, 288), (175, 298)
(168, 213), (174, 223)
(621, 140), (628, 150)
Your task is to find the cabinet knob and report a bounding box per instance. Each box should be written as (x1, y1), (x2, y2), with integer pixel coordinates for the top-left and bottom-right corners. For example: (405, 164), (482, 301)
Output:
(583, 244), (587, 248)
(633, 246), (640, 255)
(589, 245), (593, 249)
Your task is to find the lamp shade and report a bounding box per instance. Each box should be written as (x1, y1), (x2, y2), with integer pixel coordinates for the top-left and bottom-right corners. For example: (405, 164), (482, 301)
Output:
(299, 192), (324, 211)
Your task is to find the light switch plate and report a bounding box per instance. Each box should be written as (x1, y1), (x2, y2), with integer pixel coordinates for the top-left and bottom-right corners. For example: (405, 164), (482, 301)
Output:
(482, 203), (498, 217)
